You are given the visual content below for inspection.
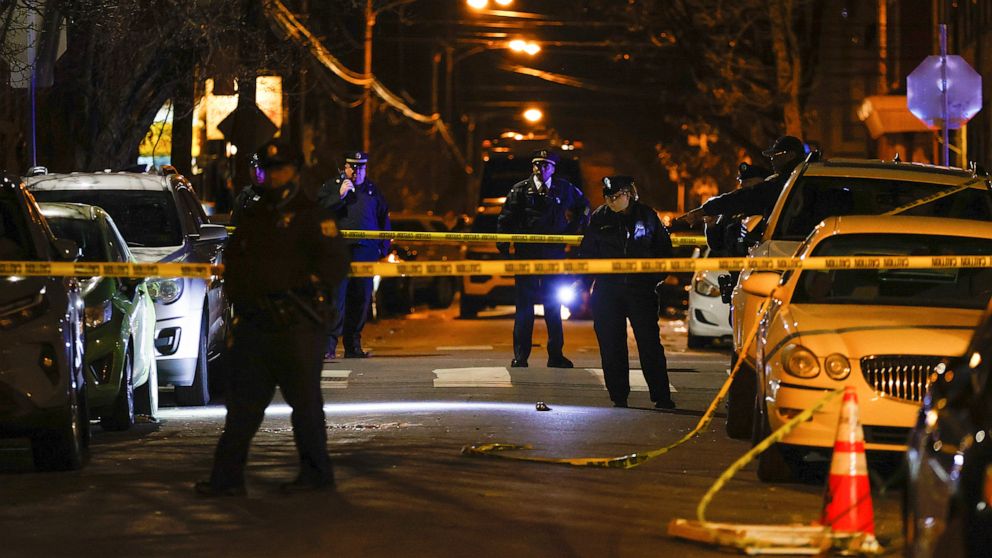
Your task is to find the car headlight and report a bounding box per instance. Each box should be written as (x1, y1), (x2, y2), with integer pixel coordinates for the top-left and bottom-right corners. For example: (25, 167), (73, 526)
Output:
(147, 278), (184, 304)
(84, 299), (112, 329)
(693, 276), (720, 297)
(556, 284), (577, 305)
(781, 344), (820, 378)
(824, 353), (851, 380)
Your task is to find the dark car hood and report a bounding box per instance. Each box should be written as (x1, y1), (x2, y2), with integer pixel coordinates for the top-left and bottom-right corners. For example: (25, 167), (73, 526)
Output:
(0, 276), (51, 306)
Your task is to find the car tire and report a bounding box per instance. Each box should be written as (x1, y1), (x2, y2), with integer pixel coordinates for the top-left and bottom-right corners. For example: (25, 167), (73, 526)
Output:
(175, 311), (210, 406)
(459, 294), (480, 319)
(31, 378), (88, 472)
(101, 346), (135, 431)
(428, 278), (455, 309)
(752, 399), (800, 483)
(687, 332), (709, 349)
(134, 356), (159, 419)
(725, 362), (756, 440)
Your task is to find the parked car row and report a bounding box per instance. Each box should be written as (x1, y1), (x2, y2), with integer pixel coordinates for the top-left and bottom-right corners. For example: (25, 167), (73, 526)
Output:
(1, 168), (230, 471)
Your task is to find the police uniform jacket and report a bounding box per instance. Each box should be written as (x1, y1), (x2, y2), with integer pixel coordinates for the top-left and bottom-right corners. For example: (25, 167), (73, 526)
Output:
(224, 182), (350, 309)
(496, 175), (590, 259)
(579, 200), (673, 288)
(317, 178), (391, 262)
(700, 163), (799, 222)
(230, 184), (260, 227)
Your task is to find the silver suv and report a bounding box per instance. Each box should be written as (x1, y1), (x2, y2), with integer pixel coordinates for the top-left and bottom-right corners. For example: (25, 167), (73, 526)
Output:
(27, 169), (229, 406)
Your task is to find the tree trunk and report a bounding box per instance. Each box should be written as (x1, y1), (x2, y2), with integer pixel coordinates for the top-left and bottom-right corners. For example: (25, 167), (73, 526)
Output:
(769, 0), (804, 138)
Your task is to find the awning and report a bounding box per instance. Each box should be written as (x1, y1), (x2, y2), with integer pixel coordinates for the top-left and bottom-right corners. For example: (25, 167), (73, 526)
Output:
(857, 95), (932, 139)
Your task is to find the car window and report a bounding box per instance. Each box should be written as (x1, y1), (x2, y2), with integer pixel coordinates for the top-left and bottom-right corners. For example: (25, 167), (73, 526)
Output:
(103, 218), (130, 262)
(0, 194), (36, 260)
(45, 216), (108, 262)
(178, 188), (207, 227)
(792, 233), (992, 310)
(774, 177), (992, 240)
(31, 190), (184, 247)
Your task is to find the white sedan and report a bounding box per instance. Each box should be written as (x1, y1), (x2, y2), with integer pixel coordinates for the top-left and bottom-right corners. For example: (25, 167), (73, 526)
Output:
(742, 215), (992, 482)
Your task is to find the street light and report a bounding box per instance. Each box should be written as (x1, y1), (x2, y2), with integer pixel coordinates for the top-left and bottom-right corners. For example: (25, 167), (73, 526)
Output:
(466, 0), (513, 8)
(523, 108), (544, 123)
(508, 39), (541, 56)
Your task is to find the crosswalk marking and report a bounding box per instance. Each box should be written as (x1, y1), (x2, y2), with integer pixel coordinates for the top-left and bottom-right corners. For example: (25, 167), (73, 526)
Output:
(320, 369), (351, 389)
(585, 369), (678, 393)
(433, 367), (512, 388)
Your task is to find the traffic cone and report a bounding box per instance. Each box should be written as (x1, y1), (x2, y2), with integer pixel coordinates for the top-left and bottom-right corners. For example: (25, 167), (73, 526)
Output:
(820, 386), (875, 536)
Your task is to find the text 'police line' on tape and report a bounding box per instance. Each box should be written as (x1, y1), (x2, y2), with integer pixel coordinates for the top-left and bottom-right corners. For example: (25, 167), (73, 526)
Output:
(223, 227), (708, 247)
(1, 255), (988, 278)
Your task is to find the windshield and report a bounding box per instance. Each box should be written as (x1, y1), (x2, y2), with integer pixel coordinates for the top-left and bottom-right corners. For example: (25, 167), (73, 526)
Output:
(45, 216), (108, 262)
(792, 234), (992, 309)
(31, 190), (183, 247)
(774, 176), (992, 240)
(0, 194), (36, 260)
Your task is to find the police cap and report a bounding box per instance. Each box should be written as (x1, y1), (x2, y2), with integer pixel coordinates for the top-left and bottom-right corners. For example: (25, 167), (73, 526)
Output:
(531, 149), (559, 166)
(255, 140), (303, 170)
(737, 162), (772, 181)
(761, 135), (806, 158)
(602, 175), (635, 196)
(344, 151), (368, 165)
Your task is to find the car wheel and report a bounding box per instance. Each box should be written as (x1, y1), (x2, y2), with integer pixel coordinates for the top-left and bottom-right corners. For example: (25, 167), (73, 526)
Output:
(725, 362), (756, 440)
(458, 294), (480, 319)
(31, 378), (88, 471)
(134, 356), (159, 419)
(428, 278), (456, 309)
(101, 346), (135, 431)
(687, 332), (709, 349)
(752, 399), (800, 483)
(175, 311), (210, 406)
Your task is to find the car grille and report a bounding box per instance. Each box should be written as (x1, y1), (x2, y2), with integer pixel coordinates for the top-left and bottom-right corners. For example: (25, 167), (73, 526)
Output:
(859, 355), (943, 402)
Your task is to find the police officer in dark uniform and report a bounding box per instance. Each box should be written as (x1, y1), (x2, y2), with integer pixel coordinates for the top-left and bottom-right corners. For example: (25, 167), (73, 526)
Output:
(580, 176), (675, 409)
(230, 153), (266, 227)
(497, 149), (589, 368)
(680, 135), (806, 228)
(317, 151), (391, 358)
(195, 139), (350, 496)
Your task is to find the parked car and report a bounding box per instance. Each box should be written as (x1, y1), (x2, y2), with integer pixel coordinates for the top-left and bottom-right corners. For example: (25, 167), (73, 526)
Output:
(904, 297), (992, 558)
(39, 202), (158, 428)
(739, 215), (992, 482)
(375, 212), (461, 314)
(0, 175), (88, 470)
(687, 266), (731, 348)
(727, 158), (992, 437)
(27, 168), (229, 406)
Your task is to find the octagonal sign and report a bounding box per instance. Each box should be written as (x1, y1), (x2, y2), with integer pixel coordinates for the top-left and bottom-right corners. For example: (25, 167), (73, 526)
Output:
(907, 55), (982, 129)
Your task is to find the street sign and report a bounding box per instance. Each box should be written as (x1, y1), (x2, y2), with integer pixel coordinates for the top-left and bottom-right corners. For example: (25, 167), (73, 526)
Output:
(907, 55), (982, 129)
(216, 101), (278, 156)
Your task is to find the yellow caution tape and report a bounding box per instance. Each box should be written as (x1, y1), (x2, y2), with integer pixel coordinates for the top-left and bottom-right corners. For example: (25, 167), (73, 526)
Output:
(224, 227), (708, 247)
(0, 261), (220, 279)
(351, 254), (992, 277)
(460, 297), (774, 468)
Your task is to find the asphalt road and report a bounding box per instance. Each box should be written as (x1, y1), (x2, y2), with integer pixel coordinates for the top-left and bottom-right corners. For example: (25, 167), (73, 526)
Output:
(0, 303), (904, 557)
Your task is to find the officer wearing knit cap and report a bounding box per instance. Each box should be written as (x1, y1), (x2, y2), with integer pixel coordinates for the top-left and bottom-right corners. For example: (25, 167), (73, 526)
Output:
(317, 150), (391, 359)
(579, 176), (675, 409)
(497, 148), (589, 369)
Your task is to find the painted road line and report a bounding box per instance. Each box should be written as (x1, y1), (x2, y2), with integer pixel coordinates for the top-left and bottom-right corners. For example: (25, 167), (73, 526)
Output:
(436, 345), (495, 351)
(586, 368), (678, 393)
(320, 369), (351, 388)
(433, 367), (512, 388)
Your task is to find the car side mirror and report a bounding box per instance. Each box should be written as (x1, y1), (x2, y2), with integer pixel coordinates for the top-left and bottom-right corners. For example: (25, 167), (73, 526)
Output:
(52, 238), (80, 261)
(196, 223), (228, 243)
(741, 271), (780, 297)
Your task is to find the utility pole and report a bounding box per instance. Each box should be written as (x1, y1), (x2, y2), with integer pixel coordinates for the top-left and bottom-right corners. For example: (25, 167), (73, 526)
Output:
(362, 0), (374, 153)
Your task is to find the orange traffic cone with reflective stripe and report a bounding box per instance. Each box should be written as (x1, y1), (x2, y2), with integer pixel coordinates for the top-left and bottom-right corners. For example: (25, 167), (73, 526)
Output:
(821, 386), (875, 537)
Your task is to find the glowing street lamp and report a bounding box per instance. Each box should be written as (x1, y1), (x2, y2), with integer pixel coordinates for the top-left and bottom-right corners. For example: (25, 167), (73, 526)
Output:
(494, 0), (513, 5)
(466, 0), (488, 9)
(523, 108), (544, 123)
(508, 39), (541, 56)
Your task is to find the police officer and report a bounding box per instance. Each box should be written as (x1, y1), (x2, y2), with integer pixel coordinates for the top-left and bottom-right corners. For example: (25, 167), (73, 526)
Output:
(681, 135), (806, 228)
(497, 149), (589, 368)
(580, 176), (675, 409)
(317, 151), (391, 358)
(196, 140), (350, 496)
(703, 162), (773, 257)
(230, 153), (265, 227)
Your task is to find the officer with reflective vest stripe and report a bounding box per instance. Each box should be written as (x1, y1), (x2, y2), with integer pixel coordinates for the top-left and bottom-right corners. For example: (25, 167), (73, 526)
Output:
(580, 176), (675, 409)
